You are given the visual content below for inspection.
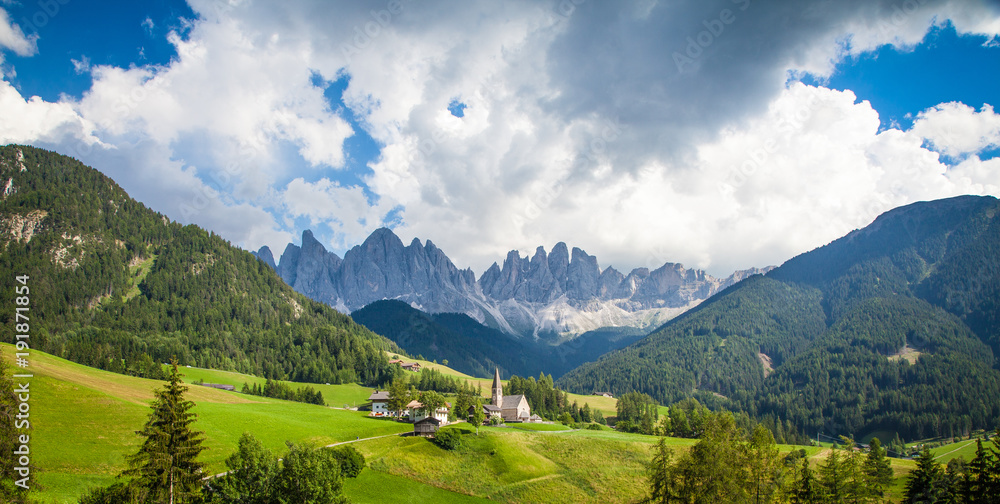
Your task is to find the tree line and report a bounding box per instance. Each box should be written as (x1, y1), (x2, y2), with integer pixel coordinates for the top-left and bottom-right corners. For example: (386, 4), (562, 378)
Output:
(642, 411), (895, 504)
(240, 379), (325, 406)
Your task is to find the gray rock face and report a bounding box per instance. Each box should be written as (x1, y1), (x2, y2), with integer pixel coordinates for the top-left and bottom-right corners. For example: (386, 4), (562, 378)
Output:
(252, 246), (276, 270)
(269, 228), (482, 316)
(257, 227), (774, 338)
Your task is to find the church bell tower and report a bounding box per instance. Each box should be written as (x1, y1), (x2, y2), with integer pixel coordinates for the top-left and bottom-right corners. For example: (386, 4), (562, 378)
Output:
(492, 368), (503, 408)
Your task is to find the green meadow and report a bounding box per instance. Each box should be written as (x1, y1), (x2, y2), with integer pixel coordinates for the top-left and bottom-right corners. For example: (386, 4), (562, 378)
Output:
(2, 344), (410, 503)
(176, 364), (376, 408)
(3, 343), (920, 503)
(930, 437), (991, 463)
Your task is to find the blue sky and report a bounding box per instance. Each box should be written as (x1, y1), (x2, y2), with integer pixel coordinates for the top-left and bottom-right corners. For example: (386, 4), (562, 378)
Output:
(1, 0), (999, 277)
(809, 22), (1000, 133)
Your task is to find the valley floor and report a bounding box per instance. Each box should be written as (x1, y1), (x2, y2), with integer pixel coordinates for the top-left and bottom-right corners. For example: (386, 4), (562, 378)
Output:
(2, 343), (921, 503)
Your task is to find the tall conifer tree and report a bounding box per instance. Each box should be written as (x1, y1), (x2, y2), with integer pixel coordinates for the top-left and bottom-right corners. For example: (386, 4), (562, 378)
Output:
(124, 360), (206, 504)
(904, 448), (946, 504)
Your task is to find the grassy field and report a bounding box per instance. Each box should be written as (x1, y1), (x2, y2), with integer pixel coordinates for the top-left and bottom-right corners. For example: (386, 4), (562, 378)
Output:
(931, 437), (992, 463)
(354, 423), (657, 504)
(176, 365), (375, 408)
(343, 466), (494, 503)
(506, 422), (574, 432)
(4, 343), (921, 503)
(1, 344), (411, 503)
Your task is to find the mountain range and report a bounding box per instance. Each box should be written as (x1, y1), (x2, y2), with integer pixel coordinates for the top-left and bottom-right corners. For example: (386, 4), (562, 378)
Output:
(254, 229), (771, 339)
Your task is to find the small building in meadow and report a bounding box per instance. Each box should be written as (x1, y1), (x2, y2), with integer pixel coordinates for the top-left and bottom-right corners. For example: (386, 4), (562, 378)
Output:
(367, 390), (391, 417)
(414, 417), (442, 437)
(400, 362), (422, 372)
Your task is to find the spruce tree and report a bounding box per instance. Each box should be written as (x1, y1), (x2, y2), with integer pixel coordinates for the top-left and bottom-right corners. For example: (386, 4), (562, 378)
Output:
(791, 459), (818, 504)
(965, 436), (1000, 503)
(642, 438), (676, 504)
(124, 360), (206, 504)
(904, 447), (946, 504)
(819, 448), (846, 502)
(863, 437), (894, 499)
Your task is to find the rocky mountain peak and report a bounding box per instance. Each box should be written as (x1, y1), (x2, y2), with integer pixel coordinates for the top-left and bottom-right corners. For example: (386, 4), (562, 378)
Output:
(253, 245), (276, 270)
(263, 228), (774, 338)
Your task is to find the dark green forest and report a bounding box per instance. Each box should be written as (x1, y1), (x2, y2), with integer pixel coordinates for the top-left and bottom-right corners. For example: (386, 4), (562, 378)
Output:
(0, 145), (400, 385)
(559, 195), (1000, 442)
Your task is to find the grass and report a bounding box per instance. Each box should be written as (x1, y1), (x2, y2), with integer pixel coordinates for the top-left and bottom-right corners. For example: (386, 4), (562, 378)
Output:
(343, 468), (493, 503)
(506, 422), (573, 432)
(354, 423), (657, 503)
(3, 343), (920, 503)
(176, 365), (375, 408)
(931, 437), (991, 463)
(1, 344), (411, 503)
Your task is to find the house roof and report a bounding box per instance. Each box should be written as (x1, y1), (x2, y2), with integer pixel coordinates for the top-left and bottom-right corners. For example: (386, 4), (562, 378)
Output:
(483, 404), (501, 412)
(407, 400), (450, 411)
(368, 390), (390, 401)
(414, 417), (442, 425)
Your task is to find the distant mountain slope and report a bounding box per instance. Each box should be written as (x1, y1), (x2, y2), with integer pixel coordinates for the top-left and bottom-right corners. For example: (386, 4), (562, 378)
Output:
(257, 229), (771, 339)
(0, 145), (399, 385)
(558, 195), (1000, 441)
(350, 300), (645, 379)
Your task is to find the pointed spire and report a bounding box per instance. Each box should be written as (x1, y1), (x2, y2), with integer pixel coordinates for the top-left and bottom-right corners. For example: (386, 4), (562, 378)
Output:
(492, 368), (503, 409)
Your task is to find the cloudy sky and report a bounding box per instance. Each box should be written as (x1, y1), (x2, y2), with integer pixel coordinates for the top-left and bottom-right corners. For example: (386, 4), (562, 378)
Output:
(1, 0), (999, 277)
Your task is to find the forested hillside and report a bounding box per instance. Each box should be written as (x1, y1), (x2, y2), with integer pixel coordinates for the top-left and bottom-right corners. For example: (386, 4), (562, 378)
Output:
(0, 145), (400, 385)
(559, 195), (1000, 441)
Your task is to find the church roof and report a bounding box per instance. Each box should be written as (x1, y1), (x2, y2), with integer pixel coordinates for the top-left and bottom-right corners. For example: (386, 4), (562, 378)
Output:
(501, 394), (526, 408)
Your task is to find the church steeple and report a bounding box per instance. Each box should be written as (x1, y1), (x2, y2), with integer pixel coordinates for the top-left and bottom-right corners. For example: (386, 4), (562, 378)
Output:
(492, 368), (503, 408)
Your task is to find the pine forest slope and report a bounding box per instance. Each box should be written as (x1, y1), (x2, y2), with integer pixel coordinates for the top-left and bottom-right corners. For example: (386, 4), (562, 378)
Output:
(558, 195), (1000, 441)
(0, 144), (400, 385)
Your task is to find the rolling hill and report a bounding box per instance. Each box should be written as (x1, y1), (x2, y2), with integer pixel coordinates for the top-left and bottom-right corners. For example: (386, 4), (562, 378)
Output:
(558, 195), (1000, 441)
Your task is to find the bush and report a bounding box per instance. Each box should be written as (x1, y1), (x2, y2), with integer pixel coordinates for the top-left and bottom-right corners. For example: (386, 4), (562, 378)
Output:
(330, 446), (366, 478)
(586, 423), (602, 431)
(433, 429), (462, 450)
